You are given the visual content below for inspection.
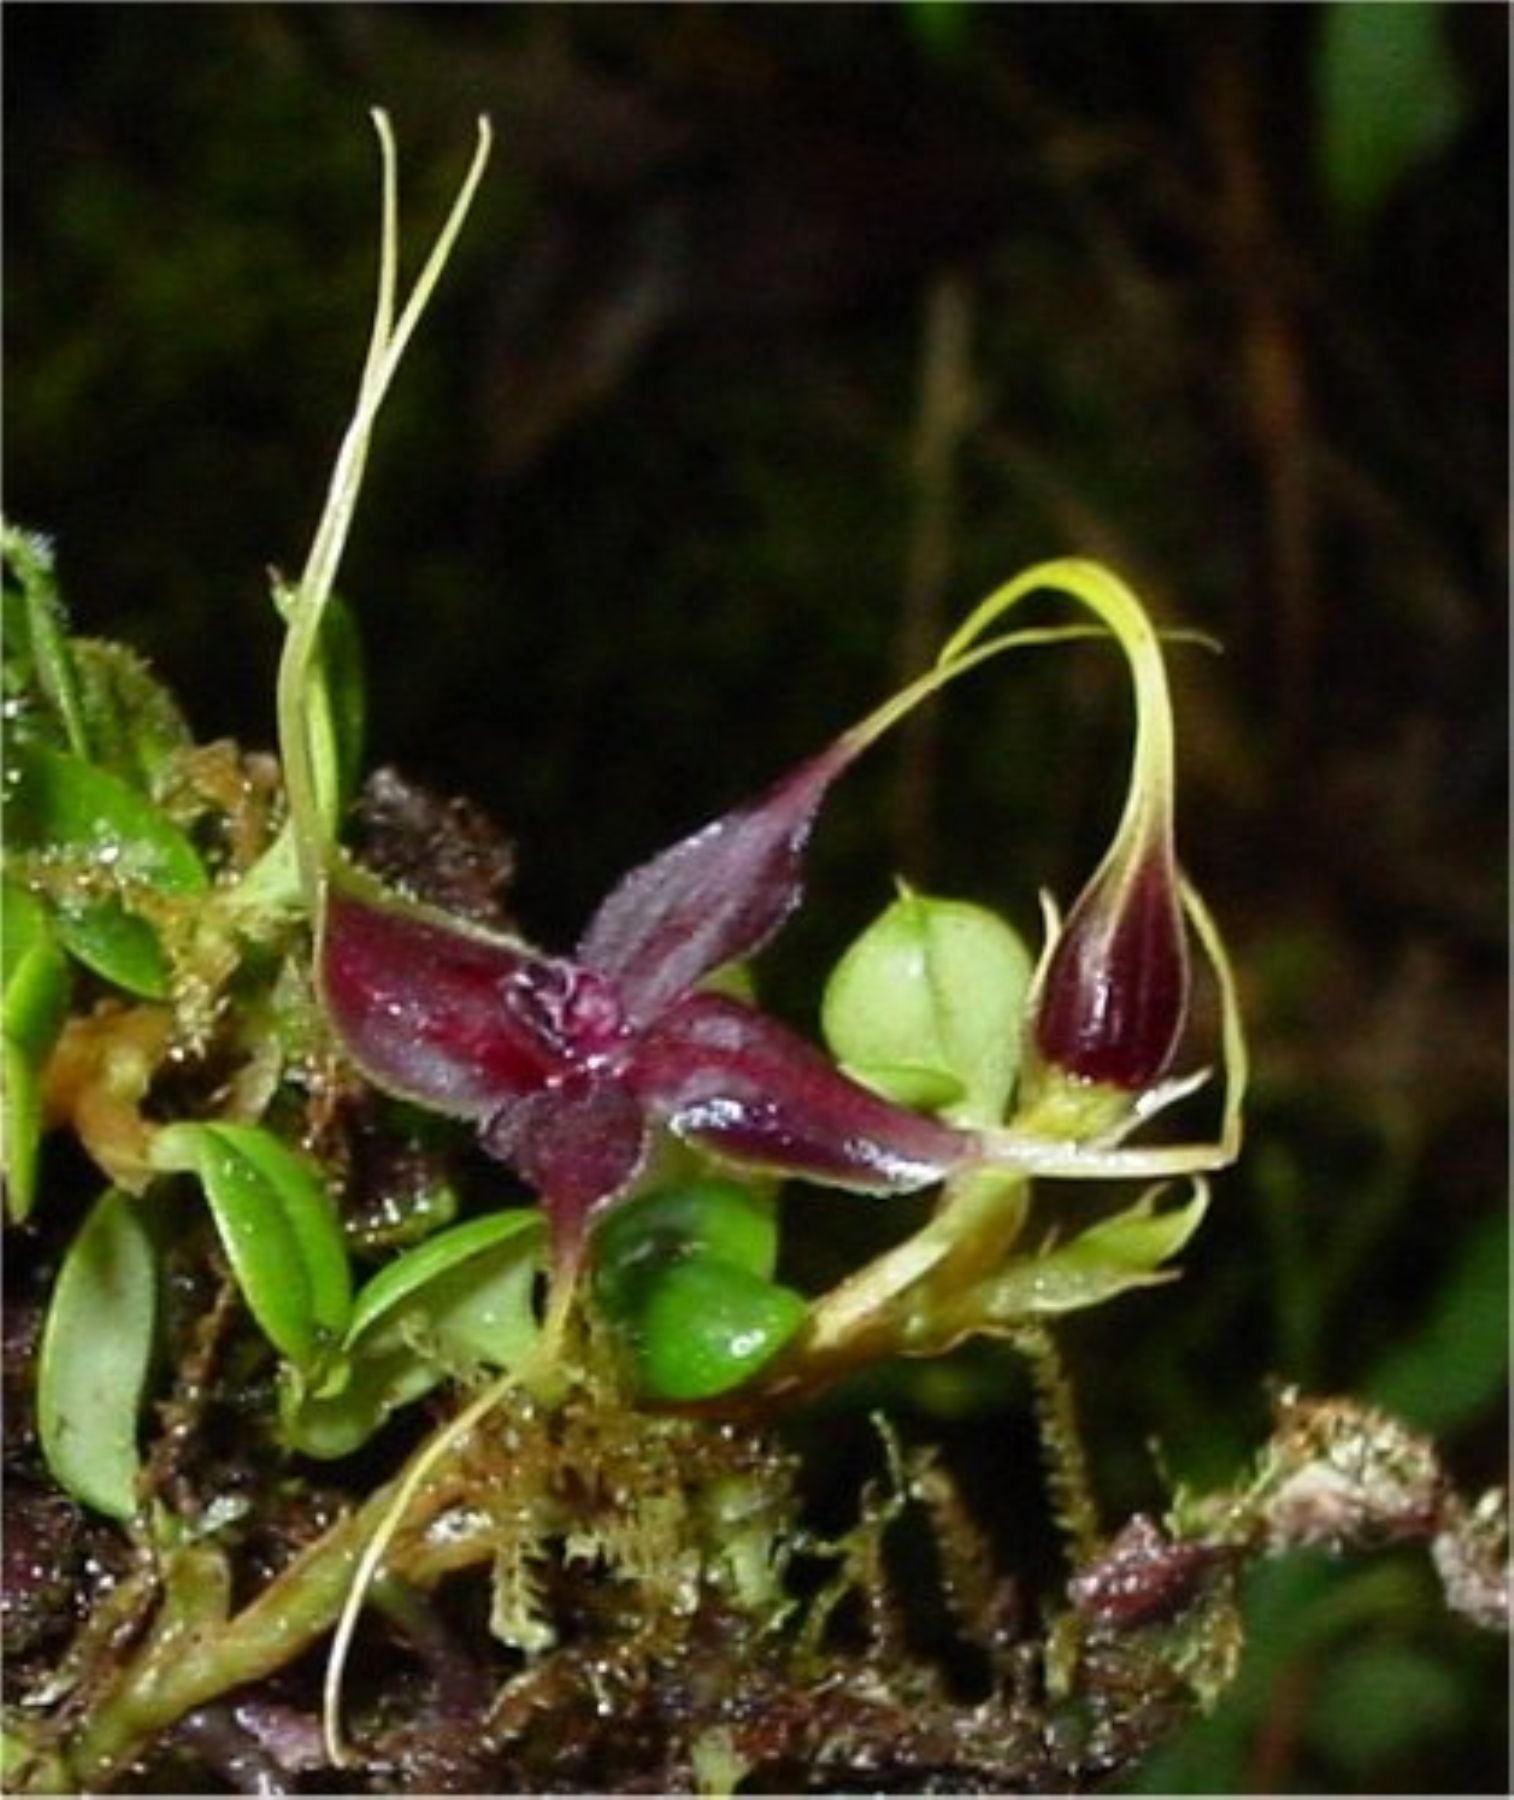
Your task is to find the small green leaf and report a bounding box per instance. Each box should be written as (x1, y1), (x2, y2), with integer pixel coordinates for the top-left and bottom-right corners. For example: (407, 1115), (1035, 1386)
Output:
(591, 1179), (803, 1402)
(279, 1344), (434, 1459)
(3, 883), (71, 1047)
(2, 526), (89, 759)
(37, 1187), (156, 1518)
(629, 1256), (808, 1402)
(416, 1220), (545, 1369)
(283, 1209), (544, 1457)
(69, 641), (193, 790)
(4, 745), (207, 998)
(822, 887), (1033, 1124)
(3, 885), (72, 1220)
(593, 1178), (780, 1303)
(346, 1208), (542, 1346)
(151, 1122), (351, 1374)
(974, 1182), (1209, 1322)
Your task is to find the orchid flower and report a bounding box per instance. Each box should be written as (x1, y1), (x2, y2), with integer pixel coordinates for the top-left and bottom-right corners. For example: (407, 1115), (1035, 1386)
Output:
(267, 119), (1247, 1303)
(313, 619), (1084, 1269)
(316, 734), (980, 1268)
(257, 114), (1008, 1273)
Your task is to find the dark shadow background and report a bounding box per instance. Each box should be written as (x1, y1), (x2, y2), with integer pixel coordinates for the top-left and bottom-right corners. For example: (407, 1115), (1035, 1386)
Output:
(5, 4), (1508, 1790)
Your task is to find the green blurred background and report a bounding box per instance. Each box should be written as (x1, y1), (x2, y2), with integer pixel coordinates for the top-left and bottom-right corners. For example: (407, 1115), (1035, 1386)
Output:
(6, 4), (1507, 1790)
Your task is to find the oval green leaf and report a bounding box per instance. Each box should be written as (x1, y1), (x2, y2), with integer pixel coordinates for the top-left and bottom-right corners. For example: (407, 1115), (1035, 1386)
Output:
(822, 888), (1033, 1125)
(629, 1256), (808, 1402)
(284, 1208), (544, 1458)
(150, 1121), (351, 1374)
(3, 885), (72, 1220)
(591, 1178), (801, 1400)
(3, 882), (71, 1043)
(346, 1208), (542, 1346)
(37, 1187), (156, 1518)
(592, 1177), (780, 1311)
(4, 745), (208, 997)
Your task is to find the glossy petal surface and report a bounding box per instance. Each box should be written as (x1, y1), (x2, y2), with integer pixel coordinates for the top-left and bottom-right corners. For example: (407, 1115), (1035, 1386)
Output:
(577, 745), (851, 1022)
(321, 884), (569, 1118)
(633, 991), (972, 1193)
(1034, 847), (1189, 1090)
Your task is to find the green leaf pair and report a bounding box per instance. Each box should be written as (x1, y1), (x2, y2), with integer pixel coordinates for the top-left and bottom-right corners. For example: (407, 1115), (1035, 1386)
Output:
(592, 1178), (808, 1402)
(3, 530), (210, 998)
(43, 1125), (351, 1508)
(39, 1122), (546, 1505)
(281, 1208), (544, 1459)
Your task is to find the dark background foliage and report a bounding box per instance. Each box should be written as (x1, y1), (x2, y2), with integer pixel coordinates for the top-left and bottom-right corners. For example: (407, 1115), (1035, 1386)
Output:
(5, 4), (1507, 1790)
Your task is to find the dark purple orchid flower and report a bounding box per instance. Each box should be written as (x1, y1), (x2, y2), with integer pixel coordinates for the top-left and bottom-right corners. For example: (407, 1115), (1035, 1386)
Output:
(319, 738), (973, 1264)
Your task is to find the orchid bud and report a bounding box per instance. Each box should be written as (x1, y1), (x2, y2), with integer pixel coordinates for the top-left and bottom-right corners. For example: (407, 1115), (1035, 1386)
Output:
(1015, 590), (1195, 1130)
(1030, 797), (1189, 1096)
(939, 561), (1194, 1138)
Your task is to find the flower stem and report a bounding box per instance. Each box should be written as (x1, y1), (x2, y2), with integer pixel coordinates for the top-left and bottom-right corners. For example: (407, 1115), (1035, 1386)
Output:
(746, 1170), (1030, 1406)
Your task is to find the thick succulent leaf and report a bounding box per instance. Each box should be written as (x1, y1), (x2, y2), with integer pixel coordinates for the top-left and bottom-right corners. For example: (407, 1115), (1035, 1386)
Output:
(971, 1181), (1209, 1322)
(279, 1341), (439, 1460)
(576, 743), (853, 1023)
(3, 745), (207, 998)
(37, 1187), (156, 1519)
(618, 1255), (808, 1402)
(345, 1208), (543, 1345)
(4, 885), (71, 1053)
(632, 991), (973, 1194)
(592, 1177), (781, 1297)
(592, 1178), (798, 1401)
(283, 1209), (544, 1458)
(822, 889), (1033, 1125)
(3, 885), (71, 1220)
(320, 878), (588, 1118)
(151, 1122), (352, 1375)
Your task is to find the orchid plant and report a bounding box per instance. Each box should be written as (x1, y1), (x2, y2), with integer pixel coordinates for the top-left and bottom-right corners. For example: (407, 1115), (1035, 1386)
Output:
(264, 115), (1246, 1405)
(4, 109), (1251, 1493)
(2, 115), (1265, 1789)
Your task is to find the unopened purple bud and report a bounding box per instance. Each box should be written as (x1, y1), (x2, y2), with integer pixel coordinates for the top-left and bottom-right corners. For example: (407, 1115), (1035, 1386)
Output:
(1032, 841), (1189, 1092)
